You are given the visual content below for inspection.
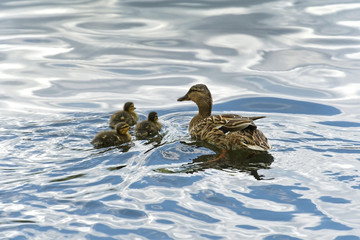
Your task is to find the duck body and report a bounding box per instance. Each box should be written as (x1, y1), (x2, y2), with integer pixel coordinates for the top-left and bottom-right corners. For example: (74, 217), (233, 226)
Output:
(135, 112), (162, 138)
(178, 84), (271, 152)
(189, 114), (270, 151)
(91, 123), (131, 148)
(109, 102), (138, 128)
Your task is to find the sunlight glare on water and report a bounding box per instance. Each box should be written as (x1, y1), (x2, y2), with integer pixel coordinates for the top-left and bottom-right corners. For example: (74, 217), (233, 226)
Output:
(1, 0), (360, 239)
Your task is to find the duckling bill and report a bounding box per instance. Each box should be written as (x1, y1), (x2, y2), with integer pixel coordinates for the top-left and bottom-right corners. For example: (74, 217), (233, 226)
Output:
(135, 111), (162, 138)
(109, 102), (138, 128)
(177, 84), (271, 153)
(91, 122), (131, 148)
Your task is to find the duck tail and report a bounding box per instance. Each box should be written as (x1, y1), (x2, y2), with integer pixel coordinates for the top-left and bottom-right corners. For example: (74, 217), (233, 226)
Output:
(250, 116), (266, 121)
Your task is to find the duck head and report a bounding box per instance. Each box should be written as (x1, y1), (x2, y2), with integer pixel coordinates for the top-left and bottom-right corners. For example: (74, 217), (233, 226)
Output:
(178, 84), (213, 117)
(124, 102), (136, 113)
(115, 122), (130, 135)
(148, 111), (158, 122)
(177, 84), (212, 102)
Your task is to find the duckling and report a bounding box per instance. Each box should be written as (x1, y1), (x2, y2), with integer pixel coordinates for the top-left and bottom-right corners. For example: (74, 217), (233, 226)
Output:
(135, 111), (162, 138)
(177, 84), (271, 158)
(109, 102), (138, 128)
(91, 122), (131, 148)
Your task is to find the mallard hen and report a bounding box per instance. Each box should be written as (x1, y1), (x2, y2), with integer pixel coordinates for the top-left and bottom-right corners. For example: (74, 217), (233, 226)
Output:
(177, 84), (271, 155)
(109, 102), (138, 128)
(91, 122), (131, 148)
(135, 111), (162, 138)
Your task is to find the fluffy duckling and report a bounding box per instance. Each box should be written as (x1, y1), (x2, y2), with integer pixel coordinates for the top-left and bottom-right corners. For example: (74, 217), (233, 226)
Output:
(91, 122), (131, 148)
(177, 84), (271, 157)
(135, 111), (162, 138)
(109, 102), (138, 128)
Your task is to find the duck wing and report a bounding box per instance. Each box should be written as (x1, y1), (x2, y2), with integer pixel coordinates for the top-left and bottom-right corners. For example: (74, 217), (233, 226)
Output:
(210, 114), (266, 133)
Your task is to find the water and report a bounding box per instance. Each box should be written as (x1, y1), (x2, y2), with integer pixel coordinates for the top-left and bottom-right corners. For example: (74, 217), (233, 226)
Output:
(1, 0), (360, 239)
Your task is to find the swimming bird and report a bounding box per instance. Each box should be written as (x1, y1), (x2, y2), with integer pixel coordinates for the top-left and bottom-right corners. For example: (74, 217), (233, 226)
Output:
(135, 111), (162, 138)
(91, 122), (131, 148)
(109, 102), (138, 128)
(177, 84), (270, 158)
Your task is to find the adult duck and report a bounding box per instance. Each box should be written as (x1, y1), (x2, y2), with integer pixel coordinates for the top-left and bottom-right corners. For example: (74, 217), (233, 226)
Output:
(177, 84), (270, 158)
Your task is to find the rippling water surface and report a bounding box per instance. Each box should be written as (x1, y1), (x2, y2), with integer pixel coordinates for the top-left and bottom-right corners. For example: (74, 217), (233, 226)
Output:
(1, 0), (360, 239)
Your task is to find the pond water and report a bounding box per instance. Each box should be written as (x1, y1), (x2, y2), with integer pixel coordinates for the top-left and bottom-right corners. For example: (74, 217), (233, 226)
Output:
(1, 0), (360, 239)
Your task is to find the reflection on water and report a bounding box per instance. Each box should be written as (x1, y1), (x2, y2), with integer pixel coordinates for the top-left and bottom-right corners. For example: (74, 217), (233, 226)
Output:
(1, 0), (360, 239)
(157, 141), (274, 180)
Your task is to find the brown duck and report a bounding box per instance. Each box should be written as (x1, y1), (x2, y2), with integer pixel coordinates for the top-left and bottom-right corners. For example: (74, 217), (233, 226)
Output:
(177, 84), (271, 157)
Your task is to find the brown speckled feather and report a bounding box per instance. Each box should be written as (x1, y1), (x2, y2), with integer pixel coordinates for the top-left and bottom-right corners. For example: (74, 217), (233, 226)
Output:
(178, 84), (271, 152)
(190, 114), (270, 151)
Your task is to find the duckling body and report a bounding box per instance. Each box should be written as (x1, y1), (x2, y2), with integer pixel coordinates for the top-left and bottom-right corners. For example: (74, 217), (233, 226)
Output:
(91, 122), (131, 148)
(110, 102), (138, 128)
(178, 84), (270, 151)
(135, 112), (162, 138)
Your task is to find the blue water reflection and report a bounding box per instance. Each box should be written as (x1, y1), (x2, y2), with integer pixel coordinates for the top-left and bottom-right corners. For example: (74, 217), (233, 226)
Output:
(215, 97), (341, 115)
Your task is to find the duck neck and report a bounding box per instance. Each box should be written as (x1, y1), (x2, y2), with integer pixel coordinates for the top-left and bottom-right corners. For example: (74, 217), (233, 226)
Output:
(197, 100), (212, 118)
(189, 98), (212, 129)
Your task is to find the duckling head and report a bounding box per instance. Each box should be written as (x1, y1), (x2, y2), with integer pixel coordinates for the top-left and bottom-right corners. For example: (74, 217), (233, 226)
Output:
(178, 84), (213, 117)
(123, 102), (136, 113)
(115, 122), (130, 135)
(148, 112), (158, 122)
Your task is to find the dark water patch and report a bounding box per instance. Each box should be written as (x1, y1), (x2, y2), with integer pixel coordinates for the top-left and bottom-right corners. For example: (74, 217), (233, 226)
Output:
(306, 38), (360, 46)
(317, 121), (360, 128)
(319, 196), (351, 204)
(215, 97), (341, 115)
(236, 224), (259, 230)
(49, 173), (85, 183)
(335, 236), (360, 240)
(200, 233), (223, 240)
(264, 235), (302, 240)
(1, 80), (26, 86)
(77, 22), (145, 30)
(155, 219), (174, 225)
(107, 165), (126, 171)
(109, 208), (147, 219)
(10, 219), (37, 224)
(139, 39), (189, 48)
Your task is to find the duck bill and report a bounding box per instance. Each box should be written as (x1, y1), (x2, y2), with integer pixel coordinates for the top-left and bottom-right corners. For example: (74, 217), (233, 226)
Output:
(177, 94), (190, 101)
